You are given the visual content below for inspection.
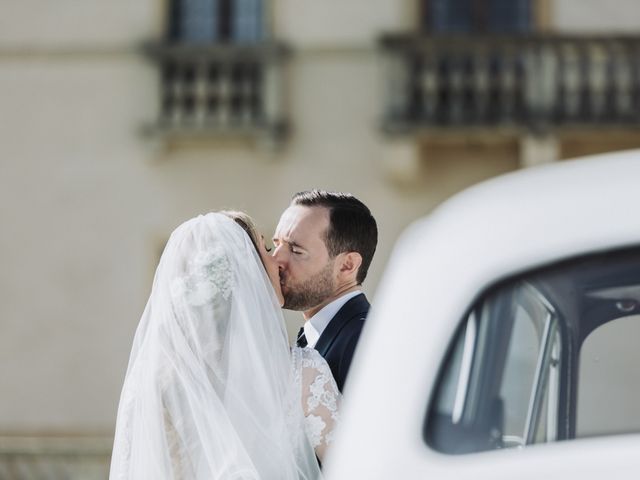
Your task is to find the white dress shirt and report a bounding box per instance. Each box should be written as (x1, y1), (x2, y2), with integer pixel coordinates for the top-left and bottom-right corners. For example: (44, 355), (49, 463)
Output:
(303, 290), (362, 348)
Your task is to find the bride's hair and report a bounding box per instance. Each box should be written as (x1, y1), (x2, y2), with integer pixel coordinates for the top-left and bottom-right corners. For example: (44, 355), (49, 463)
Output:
(220, 210), (261, 255)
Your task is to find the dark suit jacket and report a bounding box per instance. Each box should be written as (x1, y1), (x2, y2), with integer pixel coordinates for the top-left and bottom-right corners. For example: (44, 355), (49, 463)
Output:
(315, 293), (369, 392)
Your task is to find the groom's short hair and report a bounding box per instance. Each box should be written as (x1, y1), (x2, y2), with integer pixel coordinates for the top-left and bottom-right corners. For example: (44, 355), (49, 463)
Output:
(291, 190), (377, 284)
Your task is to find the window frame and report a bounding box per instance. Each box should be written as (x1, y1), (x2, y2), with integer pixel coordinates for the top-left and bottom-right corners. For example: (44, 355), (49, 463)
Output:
(425, 246), (640, 455)
(166, 0), (268, 45)
(418, 0), (551, 34)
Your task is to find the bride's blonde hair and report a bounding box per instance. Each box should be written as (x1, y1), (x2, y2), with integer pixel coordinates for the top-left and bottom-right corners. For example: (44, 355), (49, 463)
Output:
(220, 210), (261, 256)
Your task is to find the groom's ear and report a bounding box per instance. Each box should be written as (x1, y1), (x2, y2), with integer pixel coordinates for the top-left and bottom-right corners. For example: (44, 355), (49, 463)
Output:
(338, 251), (362, 280)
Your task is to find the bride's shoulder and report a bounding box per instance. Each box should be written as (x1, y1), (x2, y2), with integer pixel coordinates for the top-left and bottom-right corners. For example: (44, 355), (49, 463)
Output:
(291, 346), (321, 360)
(292, 346), (330, 370)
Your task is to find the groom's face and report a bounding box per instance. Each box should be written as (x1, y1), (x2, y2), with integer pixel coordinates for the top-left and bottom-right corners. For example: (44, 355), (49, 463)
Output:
(272, 205), (336, 312)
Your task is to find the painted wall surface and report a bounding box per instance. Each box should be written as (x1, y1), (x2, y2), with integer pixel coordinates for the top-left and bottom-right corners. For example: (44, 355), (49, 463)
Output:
(552, 0), (640, 32)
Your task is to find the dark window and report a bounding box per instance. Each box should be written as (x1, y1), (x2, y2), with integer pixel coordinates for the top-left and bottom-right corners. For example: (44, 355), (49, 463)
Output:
(423, 0), (532, 34)
(168, 0), (264, 43)
(428, 0), (474, 33)
(487, 0), (532, 33)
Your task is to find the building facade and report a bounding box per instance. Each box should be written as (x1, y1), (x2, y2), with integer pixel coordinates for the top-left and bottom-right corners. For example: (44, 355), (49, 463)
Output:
(1, 0), (639, 477)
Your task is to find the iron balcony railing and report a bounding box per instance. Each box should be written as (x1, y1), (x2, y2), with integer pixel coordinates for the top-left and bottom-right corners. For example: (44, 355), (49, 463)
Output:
(144, 42), (289, 141)
(380, 34), (640, 133)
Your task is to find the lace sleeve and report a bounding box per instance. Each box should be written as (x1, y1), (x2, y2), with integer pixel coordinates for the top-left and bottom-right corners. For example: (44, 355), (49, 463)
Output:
(295, 347), (342, 462)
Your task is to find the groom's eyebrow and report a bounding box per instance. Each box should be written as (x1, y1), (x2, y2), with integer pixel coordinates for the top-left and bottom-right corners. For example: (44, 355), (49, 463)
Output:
(274, 238), (305, 250)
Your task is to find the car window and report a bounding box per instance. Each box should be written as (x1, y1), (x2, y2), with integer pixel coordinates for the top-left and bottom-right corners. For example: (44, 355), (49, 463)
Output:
(499, 303), (547, 445)
(577, 314), (640, 437)
(425, 247), (640, 455)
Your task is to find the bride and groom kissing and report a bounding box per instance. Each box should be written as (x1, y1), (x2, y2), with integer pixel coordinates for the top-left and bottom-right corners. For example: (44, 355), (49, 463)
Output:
(110, 190), (378, 479)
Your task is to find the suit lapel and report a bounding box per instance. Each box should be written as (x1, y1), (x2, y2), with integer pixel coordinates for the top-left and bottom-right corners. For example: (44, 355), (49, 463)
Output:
(315, 293), (370, 357)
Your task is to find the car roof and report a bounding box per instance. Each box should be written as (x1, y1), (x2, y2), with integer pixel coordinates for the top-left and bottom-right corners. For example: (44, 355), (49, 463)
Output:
(401, 148), (640, 294)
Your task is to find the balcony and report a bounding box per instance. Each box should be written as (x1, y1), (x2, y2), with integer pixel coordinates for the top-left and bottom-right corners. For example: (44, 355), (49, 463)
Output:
(380, 34), (640, 134)
(144, 41), (289, 144)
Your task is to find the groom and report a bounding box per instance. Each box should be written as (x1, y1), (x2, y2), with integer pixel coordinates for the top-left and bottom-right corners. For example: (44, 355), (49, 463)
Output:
(272, 190), (378, 392)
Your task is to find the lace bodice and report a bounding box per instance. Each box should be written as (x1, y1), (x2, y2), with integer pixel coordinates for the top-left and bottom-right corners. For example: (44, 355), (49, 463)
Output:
(291, 347), (341, 462)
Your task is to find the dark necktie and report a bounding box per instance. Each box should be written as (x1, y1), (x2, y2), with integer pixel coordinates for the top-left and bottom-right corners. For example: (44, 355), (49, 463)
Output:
(296, 327), (308, 347)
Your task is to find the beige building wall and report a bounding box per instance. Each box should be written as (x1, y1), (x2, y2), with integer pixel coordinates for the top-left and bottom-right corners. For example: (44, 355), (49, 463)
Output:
(552, 0), (640, 32)
(1, 0), (638, 439)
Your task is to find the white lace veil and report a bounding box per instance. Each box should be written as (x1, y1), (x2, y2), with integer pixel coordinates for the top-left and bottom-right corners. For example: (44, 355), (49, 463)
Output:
(110, 213), (321, 480)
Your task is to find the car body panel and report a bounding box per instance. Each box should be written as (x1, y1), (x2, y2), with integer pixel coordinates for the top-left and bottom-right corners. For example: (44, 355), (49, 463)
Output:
(325, 150), (640, 479)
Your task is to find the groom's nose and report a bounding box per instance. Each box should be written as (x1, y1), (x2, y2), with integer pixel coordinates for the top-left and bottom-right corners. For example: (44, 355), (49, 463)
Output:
(271, 243), (288, 266)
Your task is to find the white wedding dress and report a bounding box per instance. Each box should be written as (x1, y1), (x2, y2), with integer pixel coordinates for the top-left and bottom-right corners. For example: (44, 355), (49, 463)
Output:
(110, 213), (340, 480)
(292, 347), (341, 461)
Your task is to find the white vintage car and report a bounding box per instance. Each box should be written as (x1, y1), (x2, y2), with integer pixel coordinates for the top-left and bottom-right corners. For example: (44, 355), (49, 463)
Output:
(325, 149), (640, 480)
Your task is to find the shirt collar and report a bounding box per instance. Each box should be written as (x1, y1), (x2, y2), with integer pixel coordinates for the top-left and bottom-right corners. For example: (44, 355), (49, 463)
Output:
(303, 290), (362, 348)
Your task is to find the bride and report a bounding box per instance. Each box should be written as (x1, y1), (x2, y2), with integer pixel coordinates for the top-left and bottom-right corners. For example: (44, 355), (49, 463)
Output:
(109, 212), (340, 479)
